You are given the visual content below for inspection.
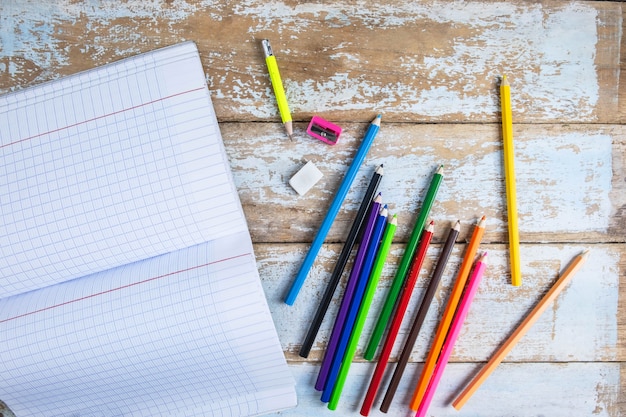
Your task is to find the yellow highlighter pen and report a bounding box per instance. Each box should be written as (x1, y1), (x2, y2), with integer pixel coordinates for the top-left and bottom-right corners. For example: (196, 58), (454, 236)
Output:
(261, 39), (293, 140)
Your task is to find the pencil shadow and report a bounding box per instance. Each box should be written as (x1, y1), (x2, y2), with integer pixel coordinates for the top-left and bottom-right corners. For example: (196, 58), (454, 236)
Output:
(442, 362), (483, 405)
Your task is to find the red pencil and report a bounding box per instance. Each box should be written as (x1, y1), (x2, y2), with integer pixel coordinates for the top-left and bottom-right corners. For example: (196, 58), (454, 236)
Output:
(360, 221), (435, 416)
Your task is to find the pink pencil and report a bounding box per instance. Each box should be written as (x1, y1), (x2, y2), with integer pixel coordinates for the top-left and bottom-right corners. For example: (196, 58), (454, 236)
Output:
(415, 252), (488, 417)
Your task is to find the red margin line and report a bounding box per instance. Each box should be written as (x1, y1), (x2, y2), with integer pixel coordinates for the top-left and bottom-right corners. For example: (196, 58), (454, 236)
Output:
(0, 87), (205, 150)
(1, 252), (251, 324)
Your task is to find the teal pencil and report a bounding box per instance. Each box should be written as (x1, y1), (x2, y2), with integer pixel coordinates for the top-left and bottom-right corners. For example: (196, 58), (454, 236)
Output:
(328, 214), (397, 410)
(364, 165), (444, 359)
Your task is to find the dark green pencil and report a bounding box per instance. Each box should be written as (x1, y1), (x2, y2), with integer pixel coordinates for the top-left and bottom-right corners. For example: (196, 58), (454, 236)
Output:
(364, 164), (444, 360)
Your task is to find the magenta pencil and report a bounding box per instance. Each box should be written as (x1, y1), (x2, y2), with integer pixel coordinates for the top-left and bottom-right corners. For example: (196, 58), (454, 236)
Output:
(415, 252), (488, 417)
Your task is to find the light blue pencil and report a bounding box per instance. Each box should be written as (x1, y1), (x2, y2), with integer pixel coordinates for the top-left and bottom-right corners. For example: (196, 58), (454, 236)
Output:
(285, 114), (382, 305)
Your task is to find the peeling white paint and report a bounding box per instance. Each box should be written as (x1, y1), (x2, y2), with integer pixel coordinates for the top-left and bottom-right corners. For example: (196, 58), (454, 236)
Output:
(1, 2), (602, 120)
(516, 133), (613, 233)
(232, 1), (600, 120)
(228, 127), (615, 236)
(0, 0), (222, 75)
(266, 362), (619, 417)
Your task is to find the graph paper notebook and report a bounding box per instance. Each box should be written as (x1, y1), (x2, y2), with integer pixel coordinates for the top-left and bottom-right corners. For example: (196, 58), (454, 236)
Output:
(0, 41), (296, 417)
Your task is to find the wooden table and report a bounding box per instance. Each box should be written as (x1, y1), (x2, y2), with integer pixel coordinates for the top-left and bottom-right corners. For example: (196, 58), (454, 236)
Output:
(1, 1), (624, 416)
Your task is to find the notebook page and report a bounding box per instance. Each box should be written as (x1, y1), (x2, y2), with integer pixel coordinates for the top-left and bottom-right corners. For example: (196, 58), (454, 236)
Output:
(0, 42), (246, 299)
(0, 231), (296, 417)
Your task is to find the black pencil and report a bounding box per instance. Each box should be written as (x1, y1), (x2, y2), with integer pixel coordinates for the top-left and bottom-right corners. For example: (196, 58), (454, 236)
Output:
(379, 220), (460, 412)
(298, 164), (384, 358)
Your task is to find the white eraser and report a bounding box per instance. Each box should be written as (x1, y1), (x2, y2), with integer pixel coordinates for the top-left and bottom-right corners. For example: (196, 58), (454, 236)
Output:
(289, 161), (323, 196)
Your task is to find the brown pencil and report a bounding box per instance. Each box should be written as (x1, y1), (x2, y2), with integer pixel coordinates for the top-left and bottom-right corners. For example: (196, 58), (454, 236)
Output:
(410, 215), (486, 410)
(379, 220), (460, 413)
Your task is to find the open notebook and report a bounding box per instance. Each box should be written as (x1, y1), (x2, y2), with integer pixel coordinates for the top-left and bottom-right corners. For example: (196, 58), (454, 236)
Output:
(0, 41), (296, 417)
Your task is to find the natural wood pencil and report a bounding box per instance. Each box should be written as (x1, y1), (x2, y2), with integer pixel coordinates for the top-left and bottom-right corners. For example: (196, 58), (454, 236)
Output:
(452, 250), (590, 410)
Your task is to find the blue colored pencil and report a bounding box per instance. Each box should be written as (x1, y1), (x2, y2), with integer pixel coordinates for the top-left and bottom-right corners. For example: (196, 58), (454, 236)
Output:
(321, 205), (389, 402)
(315, 195), (382, 392)
(285, 114), (382, 305)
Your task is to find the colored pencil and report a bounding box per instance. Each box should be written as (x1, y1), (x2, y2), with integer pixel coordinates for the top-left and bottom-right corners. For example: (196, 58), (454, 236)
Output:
(500, 75), (521, 286)
(315, 195), (382, 391)
(299, 164), (384, 358)
(416, 252), (488, 417)
(328, 214), (397, 410)
(286, 114), (382, 305)
(321, 205), (389, 403)
(364, 165), (444, 359)
(410, 216), (486, 410)
(452, 250), (590, 410)
(379, 220), (460, 412)
(360, 221), (435, 416)
(261, 39), (293, 140)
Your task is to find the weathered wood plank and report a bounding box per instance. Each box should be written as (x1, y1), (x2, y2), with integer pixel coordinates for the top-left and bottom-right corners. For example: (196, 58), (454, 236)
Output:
(262, 362), (622, 417)
(258, 243), (623, 362)
(0, 1), (622, 123)
(223, 123), (626, 243)
(1, 362), (621, 417)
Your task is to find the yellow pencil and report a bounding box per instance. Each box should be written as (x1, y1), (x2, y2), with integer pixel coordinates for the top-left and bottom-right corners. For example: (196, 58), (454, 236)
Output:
(261, 39), (293, 140)
(500, 75), (521, 286)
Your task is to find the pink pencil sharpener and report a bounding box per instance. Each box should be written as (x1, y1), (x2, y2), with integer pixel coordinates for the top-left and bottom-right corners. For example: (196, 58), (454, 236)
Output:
(306, 116), (342, 145)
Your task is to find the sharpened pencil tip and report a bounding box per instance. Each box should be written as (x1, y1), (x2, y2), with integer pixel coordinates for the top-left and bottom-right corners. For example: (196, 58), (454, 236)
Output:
(478, 215), (486, 228)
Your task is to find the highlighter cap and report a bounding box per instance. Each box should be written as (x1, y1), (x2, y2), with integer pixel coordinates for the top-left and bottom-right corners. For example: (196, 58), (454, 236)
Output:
(261, 39), (273, 58)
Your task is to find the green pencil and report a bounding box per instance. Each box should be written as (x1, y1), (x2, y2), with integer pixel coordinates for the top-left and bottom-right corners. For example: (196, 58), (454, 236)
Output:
(364, 165), (444, 360)
(328, 214), (397, 410)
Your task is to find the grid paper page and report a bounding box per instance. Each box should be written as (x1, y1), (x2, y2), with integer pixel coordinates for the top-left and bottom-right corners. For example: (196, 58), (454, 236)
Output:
(0, 231), (296, 417)
(0, 42), (246, 299)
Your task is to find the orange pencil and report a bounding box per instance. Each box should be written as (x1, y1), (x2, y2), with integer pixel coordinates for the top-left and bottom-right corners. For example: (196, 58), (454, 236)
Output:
(410, 216), (486, 410)
(452, 250), (590, 410)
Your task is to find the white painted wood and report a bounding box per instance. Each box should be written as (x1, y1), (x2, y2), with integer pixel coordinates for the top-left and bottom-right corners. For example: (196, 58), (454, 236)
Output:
(260, 244), (621, 361)
(222, 124), (625, 243)
(263, 362), (621, 417)
(0, 2), (622, 123)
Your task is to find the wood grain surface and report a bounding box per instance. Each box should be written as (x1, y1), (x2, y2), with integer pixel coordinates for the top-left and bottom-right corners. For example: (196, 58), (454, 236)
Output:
(0, 1), (623, 416)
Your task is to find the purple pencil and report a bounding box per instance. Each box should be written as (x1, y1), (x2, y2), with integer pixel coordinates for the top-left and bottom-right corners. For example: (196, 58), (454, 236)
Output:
(315, 194), (382, 392)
